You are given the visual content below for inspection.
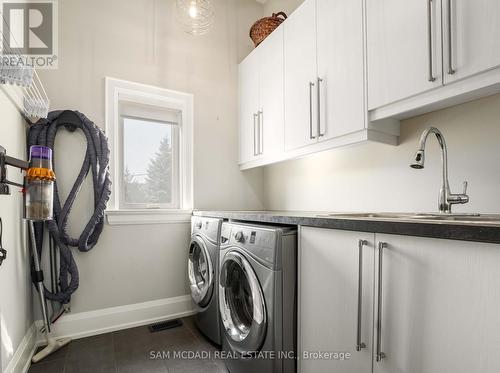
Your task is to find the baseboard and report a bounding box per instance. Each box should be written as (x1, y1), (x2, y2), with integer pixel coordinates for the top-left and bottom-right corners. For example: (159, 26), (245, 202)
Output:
(4, 323), (37, 373)
(35, 295), (195, 344)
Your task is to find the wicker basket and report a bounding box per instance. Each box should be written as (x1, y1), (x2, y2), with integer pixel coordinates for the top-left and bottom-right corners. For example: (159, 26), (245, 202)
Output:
(250, 12), (287, 47)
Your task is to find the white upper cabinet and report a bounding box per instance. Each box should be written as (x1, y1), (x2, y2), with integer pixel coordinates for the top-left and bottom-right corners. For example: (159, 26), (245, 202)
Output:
(368, 0), (500, 120)
(317, 0), (366, 139)
(283, 0), (318, 151)
(259, 26), (285, 159)
(239, 0), (400, 170)
(443, 0), (500, 84)
(239, 27), (284, 166)
(367, 0), (443, 110)
(238, 50), (260, 165)
(285, 0), (387, 153)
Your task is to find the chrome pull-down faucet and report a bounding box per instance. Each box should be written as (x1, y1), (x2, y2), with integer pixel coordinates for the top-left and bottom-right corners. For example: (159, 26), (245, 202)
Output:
(410, 127), (469, 213)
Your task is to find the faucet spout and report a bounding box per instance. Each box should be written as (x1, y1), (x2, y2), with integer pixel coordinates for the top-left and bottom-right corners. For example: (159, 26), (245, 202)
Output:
(410, 127), (468, 213)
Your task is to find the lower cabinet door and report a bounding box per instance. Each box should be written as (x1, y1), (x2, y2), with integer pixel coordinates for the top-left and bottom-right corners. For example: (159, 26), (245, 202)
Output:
(299, 227), (375, 373)
(374, 234), (500, 373)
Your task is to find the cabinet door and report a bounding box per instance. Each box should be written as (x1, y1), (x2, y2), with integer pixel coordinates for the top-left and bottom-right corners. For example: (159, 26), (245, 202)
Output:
(258, 26), (284, 159)
(443, 0), (500, 84)
(367, 0), (443, 110)
(316, 0), (365, 140)
(284, 0), (318, 151)
(300, 227), (374, 373)
(374, 234), (500, 373)
(238, 51), (260, 164)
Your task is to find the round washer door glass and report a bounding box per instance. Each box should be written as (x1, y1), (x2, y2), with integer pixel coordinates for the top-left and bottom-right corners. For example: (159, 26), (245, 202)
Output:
(219, 250), (266, 354)
(188, 237), (213, 307)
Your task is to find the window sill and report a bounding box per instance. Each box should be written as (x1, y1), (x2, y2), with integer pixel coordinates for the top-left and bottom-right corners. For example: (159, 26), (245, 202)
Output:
(105, 209), (192, 226)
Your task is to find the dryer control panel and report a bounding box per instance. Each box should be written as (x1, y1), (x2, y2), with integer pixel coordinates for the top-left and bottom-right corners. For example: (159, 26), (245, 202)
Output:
(229, 228), (276, 250)
(221, 223), (280, 268)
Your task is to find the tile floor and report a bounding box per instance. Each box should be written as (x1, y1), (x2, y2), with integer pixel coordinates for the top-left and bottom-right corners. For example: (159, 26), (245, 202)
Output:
(28, 317), (228, 373)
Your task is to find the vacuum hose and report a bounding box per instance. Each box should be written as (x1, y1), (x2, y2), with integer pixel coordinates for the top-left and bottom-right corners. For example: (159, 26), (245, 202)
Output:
(28, 110), (111, 304)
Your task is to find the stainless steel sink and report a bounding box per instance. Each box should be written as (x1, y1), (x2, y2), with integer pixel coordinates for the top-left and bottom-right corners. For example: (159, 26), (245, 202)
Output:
(317, 212), (500, 225)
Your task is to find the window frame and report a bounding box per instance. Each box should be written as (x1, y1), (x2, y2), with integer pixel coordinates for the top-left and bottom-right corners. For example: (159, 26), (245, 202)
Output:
(105, 77), (193, 225)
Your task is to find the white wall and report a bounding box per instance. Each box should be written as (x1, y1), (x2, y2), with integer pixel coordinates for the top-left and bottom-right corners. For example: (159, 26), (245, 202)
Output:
(262, 0), (303, 15)
(264, 94), (500, 213)
(36, 0), (264, 315)
(0, 88), (33, 371)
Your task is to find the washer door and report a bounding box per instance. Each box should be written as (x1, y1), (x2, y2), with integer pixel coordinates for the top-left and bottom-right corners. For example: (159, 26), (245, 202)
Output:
(219, 250), (267, 354)
(188, 236), (214, 308)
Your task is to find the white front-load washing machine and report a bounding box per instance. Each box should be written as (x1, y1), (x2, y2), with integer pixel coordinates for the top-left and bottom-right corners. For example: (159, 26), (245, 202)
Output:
(188, 216), (223, 345)
(219, 222), (297, 373)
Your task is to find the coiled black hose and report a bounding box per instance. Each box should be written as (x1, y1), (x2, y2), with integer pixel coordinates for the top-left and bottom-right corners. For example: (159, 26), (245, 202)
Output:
(28, 110), (112, 304)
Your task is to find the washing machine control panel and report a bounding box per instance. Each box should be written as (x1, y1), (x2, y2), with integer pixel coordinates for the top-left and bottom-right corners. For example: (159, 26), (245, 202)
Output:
(192, 217), (221, 242)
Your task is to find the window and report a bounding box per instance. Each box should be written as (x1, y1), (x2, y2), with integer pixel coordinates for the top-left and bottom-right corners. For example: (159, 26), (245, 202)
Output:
(121, 112), (179, 209)
(105, 78), (193, 225)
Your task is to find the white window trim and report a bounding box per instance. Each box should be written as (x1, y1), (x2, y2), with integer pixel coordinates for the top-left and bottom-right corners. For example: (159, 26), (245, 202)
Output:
(104, 77), (193, 225)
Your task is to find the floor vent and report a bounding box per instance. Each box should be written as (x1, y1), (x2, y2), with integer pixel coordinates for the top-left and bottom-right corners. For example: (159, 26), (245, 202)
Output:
(149, 319), (183, 333)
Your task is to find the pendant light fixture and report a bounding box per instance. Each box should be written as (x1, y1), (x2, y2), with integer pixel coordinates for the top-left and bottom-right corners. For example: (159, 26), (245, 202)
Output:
(176, 0), (215, 35)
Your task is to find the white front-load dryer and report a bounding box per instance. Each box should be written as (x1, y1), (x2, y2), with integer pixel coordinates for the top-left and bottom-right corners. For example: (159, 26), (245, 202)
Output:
(188, 216), (223, 345)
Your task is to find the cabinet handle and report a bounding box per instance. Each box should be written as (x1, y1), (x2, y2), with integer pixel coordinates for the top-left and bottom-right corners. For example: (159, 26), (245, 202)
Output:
(356, 239), (368, 351)
(427, 0), (436, 82)
(258, 111), (263, 155)
(253, 113), (258, 156)
(376, 242), (387, 362)
(317, 77), (324, 137)
(447, 0), (456, 75)
(309, 81), (316, 139)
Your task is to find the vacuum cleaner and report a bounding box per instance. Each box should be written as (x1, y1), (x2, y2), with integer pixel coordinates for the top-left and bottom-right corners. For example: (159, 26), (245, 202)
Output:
(0, 145), (71, 362)
(25, 146), (72, 363)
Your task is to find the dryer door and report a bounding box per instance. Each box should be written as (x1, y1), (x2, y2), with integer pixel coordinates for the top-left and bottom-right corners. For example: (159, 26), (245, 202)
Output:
(188, 236), (214, 308)
(219, 250), (267, 354)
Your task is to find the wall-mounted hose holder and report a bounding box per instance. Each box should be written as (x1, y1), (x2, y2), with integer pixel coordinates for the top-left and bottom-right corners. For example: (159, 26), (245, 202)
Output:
(0, 145), (29, 195)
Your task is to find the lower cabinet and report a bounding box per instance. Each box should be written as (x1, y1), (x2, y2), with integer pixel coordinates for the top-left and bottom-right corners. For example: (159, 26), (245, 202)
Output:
(300, 227), (500, 373)
(299, 227), (375, 373)
(374, 233), (500, 373)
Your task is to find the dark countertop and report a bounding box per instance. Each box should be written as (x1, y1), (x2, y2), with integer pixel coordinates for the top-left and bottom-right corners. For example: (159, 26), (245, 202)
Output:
(193, 210), (500, 244)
